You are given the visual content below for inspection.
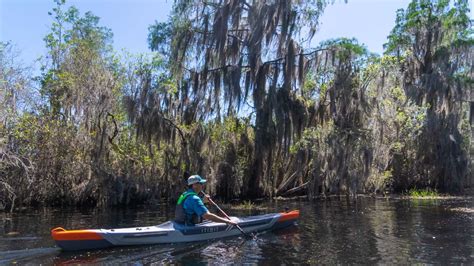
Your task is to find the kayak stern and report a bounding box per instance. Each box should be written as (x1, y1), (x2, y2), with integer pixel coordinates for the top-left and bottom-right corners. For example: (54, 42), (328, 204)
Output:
(51, 227), (112, 251)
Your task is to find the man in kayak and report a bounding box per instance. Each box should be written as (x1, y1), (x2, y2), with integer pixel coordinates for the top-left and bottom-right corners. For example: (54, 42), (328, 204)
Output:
(175, 175), (237, 226)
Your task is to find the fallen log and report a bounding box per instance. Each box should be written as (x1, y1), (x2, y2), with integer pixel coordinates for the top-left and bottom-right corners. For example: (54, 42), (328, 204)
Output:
(281, 182), (309, 197)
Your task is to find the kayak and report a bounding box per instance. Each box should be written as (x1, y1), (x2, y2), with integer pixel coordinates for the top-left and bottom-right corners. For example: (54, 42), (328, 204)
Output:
(51, 210), (299, 251)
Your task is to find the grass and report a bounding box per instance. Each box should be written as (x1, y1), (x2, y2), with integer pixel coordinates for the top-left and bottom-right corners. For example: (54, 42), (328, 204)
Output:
(240, 200), (255, 210)
(408, 188), (439, 198)
(230, 200), (266, 211)
(234, 200), (256, 210)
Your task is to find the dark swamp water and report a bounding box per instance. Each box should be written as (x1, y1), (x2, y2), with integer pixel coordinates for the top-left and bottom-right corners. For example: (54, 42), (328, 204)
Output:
(0, 197), (473, 265)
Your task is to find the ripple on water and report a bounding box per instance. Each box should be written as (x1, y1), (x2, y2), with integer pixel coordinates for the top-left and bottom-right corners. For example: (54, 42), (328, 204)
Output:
(0, 247), (60, 264)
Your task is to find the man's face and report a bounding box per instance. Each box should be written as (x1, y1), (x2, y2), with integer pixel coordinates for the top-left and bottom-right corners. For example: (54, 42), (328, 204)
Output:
(192, 182), (203, 193)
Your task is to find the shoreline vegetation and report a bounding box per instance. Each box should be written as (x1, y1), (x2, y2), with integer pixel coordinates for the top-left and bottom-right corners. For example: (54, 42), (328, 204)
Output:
(1, 193), (472, 213)
(273, 193), (473, 201)
(1, 0), (473, 212)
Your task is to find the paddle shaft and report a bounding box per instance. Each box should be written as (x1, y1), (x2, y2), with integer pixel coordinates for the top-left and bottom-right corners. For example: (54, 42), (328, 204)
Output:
(201, 192), (250, 237)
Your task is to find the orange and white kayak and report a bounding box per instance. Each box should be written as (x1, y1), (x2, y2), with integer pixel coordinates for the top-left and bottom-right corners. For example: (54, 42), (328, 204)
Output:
(51, 210), (299, 251)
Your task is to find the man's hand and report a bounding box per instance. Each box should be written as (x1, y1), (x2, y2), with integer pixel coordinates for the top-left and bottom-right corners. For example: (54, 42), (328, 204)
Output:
(203, 212), (238, 226)
(202, 194), (210, 204)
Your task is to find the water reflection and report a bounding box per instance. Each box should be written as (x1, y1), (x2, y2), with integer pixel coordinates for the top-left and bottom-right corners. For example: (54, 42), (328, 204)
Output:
(0, 197), (472, 264)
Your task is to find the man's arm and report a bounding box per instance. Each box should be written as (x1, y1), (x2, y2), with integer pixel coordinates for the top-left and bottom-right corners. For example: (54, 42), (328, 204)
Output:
(203, 212), (237, 225)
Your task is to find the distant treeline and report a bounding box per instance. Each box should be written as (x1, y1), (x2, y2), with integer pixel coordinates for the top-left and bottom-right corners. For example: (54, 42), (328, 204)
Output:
(1, 0), (473, 211)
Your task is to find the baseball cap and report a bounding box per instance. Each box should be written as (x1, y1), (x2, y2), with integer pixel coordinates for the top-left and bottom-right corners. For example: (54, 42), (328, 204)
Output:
(187, 175), (207, 185)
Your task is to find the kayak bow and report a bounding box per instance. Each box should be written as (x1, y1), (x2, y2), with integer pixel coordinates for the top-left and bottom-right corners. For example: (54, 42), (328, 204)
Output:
(51, 210), (299, 251)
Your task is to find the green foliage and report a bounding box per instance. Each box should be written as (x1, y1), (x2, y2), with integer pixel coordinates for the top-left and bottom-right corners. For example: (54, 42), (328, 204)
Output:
(210, 117), (248, 145)
(148, 22), (171, 55)
(408, 188), (439, 198)
(367, 170), (393, 194)
(290, 121), (334, 155)
(231, 200), (259, 211)
(385, 0), (472, 56)
(320, 38), (368, 56)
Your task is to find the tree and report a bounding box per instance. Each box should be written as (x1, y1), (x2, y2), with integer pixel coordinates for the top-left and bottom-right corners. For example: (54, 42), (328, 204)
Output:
(385, 0), (473, 191)
(147, 0), (337, 197)
(36, 0), (124, 206)
(0, 42), (34, 211)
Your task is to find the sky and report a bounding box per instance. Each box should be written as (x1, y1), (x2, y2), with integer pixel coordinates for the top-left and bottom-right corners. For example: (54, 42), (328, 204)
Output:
(1, 0), (473, 70)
